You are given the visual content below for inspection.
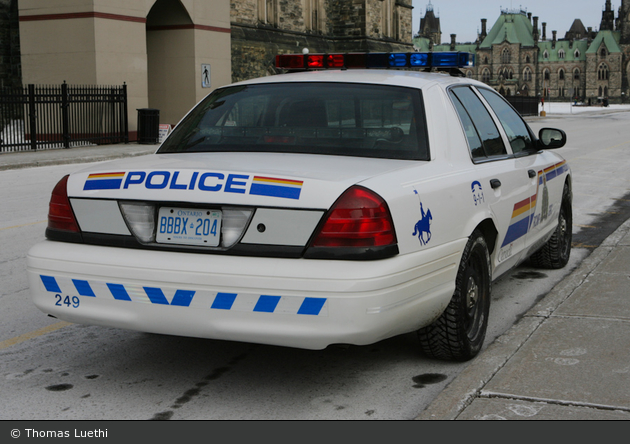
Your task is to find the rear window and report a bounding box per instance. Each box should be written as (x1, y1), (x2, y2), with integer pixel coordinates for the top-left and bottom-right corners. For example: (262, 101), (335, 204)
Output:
(158, 83), (430, 160)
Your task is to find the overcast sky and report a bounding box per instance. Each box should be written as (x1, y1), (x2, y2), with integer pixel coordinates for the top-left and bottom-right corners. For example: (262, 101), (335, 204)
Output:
(412, 1), (613, 44)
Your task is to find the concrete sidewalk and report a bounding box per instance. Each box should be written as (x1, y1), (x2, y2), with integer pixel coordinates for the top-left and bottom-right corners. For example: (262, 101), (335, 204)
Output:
(418, 218), (630, 420)
(0, 142), (157, 171)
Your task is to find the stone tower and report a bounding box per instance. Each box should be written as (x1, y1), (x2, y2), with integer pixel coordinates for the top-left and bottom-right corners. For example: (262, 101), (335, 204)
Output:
(419, 2), (442, 46)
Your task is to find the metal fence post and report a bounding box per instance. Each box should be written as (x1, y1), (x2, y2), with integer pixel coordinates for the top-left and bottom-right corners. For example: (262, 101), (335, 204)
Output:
(28, 84), (37, 151)
(61, 81), (70, 148)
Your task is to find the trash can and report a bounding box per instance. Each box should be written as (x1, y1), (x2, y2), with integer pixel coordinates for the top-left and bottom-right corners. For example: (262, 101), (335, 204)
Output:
(137, 108), (160, 144)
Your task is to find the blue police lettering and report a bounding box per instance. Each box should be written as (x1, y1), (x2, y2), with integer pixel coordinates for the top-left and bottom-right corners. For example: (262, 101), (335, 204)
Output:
(120, 170), (253, 193)
(198, 172), (224, 192)
(146, 171), (170, 189)
(225, 174), (248, 194)
(123, 171), (146, 189)
(169, 171), (187, 190)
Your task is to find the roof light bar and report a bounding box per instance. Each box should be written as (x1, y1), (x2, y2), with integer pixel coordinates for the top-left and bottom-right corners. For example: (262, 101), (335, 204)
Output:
(275, 52), (475, 70)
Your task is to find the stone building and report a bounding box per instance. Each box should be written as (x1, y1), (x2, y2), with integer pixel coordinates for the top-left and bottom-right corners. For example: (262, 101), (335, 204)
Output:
(231, 0), (413, 82)
(1, 0), (413, 135)
(414, 1), (630, 104)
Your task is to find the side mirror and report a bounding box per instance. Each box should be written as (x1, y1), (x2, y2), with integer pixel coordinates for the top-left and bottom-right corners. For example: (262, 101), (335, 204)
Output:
(538, 128), (566, 149)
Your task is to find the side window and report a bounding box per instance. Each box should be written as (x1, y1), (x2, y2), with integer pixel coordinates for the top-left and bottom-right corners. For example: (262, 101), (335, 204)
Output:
(449, 87), (507, 160)
(478, 88), (534, 154)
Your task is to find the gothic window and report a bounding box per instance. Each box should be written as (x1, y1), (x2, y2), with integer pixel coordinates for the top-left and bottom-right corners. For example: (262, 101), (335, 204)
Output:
(600, 48), (607, 58)
(573, 68), (580, 80)
(525, 55), (531, 63)
(543, 69), (550, 81)
(501, 48), (511, 64)
(507, 70), (513, 80)
(558, 49), (566, 59)
(305, 0), (322, 32)
(523, 67), (532, 81)
(598, 64), (609, 80)
(259, 0), (277, 25)
(543, 50), (549, 59)
(482, 69), (491, 83)
(574, 49), (581, 58)
(484, 56), (489, 65)
(599, 86), (603, 96)
(559, 69), (565, 81)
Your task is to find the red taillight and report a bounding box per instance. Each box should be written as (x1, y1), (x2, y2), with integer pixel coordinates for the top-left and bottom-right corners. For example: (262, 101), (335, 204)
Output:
(311, 186), (397, 248)
(48, 175), (80, 232)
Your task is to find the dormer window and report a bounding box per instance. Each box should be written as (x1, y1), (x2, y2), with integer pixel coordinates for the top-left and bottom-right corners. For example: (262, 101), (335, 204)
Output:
(543, 50), (549, 59)
(558, 49), (565, 59)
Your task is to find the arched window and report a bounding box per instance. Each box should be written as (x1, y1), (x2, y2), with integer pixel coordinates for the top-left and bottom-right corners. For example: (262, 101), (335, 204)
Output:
(507, 70), (513, 80)
(483, 56), (489, 64)
(599, 86), (603, 96)
(523, 67), (532, 81)
(501, 48), (511, 64)
(482, 69), (491, 83)
(605, 86), (609, 96)
(522, 84), (529, 96)
(525, 55), (531, 63)
(573, 68), (580, 80)
(558, 49), (566, 59)
(600, 48), (607, 58)
(543, 69), (550, 81)
(574, 49), (581, 58)
(543, 50), (549, 59)
(558, 69), (565, 81)
(598, 64), (609, 80)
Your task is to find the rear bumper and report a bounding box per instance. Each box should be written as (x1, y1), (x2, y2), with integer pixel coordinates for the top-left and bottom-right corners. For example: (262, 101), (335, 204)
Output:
(27, 240), (464, 349)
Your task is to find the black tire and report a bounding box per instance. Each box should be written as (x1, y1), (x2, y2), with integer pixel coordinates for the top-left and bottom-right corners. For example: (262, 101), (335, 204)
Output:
(418, 230), (491, 361)
(530, 183), (572, 269)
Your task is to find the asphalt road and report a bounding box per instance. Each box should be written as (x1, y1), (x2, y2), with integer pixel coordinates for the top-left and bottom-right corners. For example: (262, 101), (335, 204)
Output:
(1, 110), (629, 420)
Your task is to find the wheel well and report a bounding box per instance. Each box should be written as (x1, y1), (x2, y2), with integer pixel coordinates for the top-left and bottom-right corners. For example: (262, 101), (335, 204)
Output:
(476, 219), (498, 255)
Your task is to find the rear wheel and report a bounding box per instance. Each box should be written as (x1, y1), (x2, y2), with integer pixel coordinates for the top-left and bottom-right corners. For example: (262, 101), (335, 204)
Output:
(418, 230), (491, 361)
(530, 183), (572, 269)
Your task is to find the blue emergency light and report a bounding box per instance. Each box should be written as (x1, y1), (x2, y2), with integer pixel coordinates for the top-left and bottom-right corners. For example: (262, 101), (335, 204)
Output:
(275, 52), (475, 70)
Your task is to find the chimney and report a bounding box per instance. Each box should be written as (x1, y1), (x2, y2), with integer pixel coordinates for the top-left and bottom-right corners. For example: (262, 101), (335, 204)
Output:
(533, 16), (539, 41)
(552, 30), (557, 48)
(450, 34), (457, 51)
(528, 12), (532, 23)
(587, 27), (593, 44)
(542, 22), (547, 40)
(481, 19), (487, 38)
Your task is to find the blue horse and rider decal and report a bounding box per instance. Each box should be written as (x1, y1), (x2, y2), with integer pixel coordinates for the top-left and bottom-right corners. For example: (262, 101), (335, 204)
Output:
(412, 190), (432, 245)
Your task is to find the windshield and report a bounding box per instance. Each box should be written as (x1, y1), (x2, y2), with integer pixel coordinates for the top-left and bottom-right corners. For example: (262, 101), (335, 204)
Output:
(158, 82), (430, 161)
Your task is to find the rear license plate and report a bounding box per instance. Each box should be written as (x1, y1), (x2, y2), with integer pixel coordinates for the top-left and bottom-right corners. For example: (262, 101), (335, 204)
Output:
(156, 207), (221, 247)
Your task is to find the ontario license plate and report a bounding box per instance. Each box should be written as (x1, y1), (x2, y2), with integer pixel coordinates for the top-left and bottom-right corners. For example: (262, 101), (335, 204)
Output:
(156, 207), (221, 247)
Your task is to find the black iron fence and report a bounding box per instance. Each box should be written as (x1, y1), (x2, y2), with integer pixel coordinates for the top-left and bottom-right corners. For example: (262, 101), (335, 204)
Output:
(506, 95), (540, 117)
(0, 83), (128, 153)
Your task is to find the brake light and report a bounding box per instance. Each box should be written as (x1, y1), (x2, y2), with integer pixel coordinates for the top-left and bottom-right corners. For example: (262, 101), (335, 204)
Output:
(48, 175), (80, 232)
(311, 186), (397, 248)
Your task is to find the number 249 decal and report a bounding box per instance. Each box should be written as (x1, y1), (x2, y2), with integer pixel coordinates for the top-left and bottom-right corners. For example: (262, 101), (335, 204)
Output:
(55, 294), (80, 308)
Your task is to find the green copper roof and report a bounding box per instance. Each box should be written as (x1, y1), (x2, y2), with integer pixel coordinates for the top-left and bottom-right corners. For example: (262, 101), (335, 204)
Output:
(586, 30), (621, 53)
(538, 40), (589, 62)
(480, 12), (535, 48)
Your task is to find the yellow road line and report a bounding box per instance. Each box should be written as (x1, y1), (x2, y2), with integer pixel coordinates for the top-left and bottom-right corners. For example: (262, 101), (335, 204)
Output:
(0, 220), (46, 231)
(0, 321), (72, 350)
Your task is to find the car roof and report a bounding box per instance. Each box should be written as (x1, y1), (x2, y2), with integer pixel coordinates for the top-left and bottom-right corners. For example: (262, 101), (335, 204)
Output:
(227, 69), (485, 91)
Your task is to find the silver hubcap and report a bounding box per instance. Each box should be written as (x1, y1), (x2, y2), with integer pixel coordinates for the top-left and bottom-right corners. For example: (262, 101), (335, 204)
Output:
(466, 276), (478, 311)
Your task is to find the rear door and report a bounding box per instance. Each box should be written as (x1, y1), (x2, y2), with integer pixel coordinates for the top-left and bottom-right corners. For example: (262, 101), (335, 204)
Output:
(448, 86), (536, 274)
(476, 87), (566, 255)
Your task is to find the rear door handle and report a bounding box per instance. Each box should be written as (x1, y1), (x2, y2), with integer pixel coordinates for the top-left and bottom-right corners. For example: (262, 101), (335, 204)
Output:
(490, 179), (501, 189)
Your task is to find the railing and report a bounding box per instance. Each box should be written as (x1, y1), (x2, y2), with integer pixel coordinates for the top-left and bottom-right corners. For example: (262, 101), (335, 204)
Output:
(0, 83), (128, 153)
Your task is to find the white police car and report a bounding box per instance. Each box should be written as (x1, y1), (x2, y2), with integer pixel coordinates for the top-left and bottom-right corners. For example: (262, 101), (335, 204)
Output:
(27, 52), (571, 361)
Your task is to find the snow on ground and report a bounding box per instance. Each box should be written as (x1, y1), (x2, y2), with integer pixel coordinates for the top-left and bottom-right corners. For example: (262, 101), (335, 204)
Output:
(538, 102), (630, 115)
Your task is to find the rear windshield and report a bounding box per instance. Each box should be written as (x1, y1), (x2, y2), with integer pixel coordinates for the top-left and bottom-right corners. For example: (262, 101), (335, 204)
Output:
(158, 82), (430, 161)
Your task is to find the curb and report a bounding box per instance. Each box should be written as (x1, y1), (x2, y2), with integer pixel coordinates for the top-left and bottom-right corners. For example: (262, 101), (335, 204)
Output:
(415, 218), (630, 420)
